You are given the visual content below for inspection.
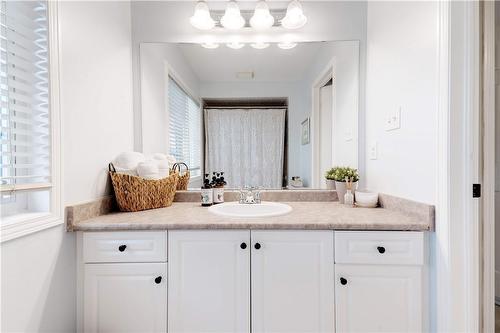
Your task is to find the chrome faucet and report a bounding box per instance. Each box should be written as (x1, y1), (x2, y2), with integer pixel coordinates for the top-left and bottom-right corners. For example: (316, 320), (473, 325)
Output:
(239, 187), (262, 204)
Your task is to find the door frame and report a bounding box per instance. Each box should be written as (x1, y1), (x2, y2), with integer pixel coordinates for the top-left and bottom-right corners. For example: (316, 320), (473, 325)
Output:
(311, 59), (335, 188)
(481, 0), (496, 331)
(436, 1), (482, 332)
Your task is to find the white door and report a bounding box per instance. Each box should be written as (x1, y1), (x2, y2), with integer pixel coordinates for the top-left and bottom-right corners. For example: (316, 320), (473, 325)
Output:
(319, 83), (333, 189)
(84, 263), (167, 333)
(335, 264), (423, 333)
(251, 230), (335, 333)
(168, 230), (250, 333)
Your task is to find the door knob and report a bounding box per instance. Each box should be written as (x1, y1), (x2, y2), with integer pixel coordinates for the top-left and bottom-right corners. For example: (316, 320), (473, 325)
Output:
(240, 242), (247, 249)
(340, 277), (348, 285)
(155, 276), (162, 284)
(254, 243), (261, 250)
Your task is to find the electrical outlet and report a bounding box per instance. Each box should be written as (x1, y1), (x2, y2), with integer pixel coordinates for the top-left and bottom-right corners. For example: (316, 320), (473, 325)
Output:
(344, 130), (353, 142)
(369, 142), (377, 160)
(385, 107), (401, 131)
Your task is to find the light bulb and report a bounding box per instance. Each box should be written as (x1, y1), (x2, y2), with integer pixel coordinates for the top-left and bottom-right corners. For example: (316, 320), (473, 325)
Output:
(250, 1), (275, 30)
(201, 42), (219, 49)
(226, 41), (245, 49)
(281, 0), (307, 29)
(190, 1), (215, 30)
(277, 41), (297, 49)
(250, 41), (270, 49)
(221, 1), (245, 30)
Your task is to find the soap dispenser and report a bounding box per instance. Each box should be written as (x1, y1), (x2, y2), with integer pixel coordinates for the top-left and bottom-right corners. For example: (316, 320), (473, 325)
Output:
(343, 177), (354, 207)
(213, 172), (226, 204)
(201, 174), (213, 207)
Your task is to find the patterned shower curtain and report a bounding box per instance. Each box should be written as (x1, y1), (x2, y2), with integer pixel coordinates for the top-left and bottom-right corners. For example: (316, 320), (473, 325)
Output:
(204, 108), (286, 189)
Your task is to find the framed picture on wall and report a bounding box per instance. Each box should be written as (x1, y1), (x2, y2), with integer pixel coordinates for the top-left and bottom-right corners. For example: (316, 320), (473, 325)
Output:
(301, 118), (310, 145)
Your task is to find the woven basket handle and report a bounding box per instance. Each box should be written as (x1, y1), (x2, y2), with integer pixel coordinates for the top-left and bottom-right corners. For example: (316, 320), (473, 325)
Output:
(108, 163), (117, 173)
(172, 162), (189, 174)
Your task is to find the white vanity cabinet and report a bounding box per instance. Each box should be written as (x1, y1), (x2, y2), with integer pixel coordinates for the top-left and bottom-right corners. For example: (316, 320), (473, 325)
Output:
(167, 230), (334, 333)
(168, 230), (251, 333)
(334, 231), (427, 333)
(80, 231), (168, 333)
(251, 230), (335, 333)
(78, 229), (427, 333)
(84, 263), (167, 333)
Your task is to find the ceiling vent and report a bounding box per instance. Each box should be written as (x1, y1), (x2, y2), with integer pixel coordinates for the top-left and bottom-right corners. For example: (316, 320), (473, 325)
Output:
(236, 71), (255, 80)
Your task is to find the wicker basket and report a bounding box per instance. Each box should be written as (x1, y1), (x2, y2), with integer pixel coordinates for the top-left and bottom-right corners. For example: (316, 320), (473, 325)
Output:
(171, 163), (190, 190)
(109, 163), (179, 212)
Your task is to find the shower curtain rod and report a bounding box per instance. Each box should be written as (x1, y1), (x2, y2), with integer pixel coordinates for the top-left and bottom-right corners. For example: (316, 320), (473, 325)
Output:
(204, 106), (288, 110)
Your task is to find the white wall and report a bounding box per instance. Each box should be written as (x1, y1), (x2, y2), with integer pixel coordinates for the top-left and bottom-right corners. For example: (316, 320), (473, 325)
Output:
(298, 41), (361, 186)
(1, 2), (134, 332)
(364, 1), (438, 204)
(140, 43), (200, 154)
(363, 4), (438, 331)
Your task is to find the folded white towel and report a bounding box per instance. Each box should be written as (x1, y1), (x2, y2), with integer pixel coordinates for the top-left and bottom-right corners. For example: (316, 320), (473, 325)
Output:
(137, 161), (160, 180)
(114, 152), (145, 171)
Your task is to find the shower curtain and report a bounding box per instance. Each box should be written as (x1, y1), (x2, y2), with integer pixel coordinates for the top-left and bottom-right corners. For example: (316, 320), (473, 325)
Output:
(204, 108), (286, 189)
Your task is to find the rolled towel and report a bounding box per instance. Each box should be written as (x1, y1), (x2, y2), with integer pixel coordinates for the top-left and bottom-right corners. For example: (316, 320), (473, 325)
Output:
(137, 161), (160, 180)
(155, 159), (170, 178)
(167, 154), (177, 168)
(152, 153), (168, 161)
(114, 152), (145, 171)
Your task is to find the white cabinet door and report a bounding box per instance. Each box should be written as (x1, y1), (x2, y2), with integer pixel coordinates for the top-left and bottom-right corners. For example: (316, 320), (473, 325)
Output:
(251, 230), (335, 333)
(84, 263), (167, 333)
(168, 230), (250, 333)
(335, 264), (423, 333)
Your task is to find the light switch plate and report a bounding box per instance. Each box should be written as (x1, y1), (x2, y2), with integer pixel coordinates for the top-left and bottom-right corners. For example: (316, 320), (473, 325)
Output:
(369, 142), (377, 160)
(385, 108), (401, 131)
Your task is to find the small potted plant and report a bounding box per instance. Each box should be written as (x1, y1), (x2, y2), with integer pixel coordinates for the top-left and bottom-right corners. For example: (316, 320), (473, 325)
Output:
(332, 167), (359, 203)
(324, 167), (339, 190)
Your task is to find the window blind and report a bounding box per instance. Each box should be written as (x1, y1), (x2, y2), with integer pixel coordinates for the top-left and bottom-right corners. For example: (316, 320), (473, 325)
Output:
(1, 1), (50, 192)
(168, 76), (201, 177)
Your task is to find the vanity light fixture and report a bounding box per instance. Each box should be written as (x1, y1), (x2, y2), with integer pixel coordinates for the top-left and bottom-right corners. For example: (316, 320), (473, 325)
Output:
(220, 1), (245, 30)
(250, 41), (270, 49)
(250, 0), (274, 30)
(226, 41), (245, 49)
(190, 1), (216, 30)
(201, 41), (220, 49)
(277, 41), (298, 49)
(281, 0), (307, 29)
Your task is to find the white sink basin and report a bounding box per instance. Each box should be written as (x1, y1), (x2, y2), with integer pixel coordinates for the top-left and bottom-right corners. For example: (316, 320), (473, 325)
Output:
(208, 202), (292, 218)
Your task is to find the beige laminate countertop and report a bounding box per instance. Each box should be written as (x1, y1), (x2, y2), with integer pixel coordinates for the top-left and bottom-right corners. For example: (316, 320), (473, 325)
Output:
(70, 201), (432, 232)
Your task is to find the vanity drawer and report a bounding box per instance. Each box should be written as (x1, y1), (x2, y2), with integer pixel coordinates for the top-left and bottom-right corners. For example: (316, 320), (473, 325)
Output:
(334, 231), (425, 265)
(83, 231), (167, 263)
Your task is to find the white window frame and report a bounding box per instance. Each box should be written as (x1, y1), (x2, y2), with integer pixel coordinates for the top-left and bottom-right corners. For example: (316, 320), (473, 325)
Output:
(1, 1), (62, 243)
(164, 62), (202, 183)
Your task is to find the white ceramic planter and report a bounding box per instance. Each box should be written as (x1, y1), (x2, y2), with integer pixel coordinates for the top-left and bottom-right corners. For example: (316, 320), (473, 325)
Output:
(325, 179), (336, 190)
(335, 181), (358, 204)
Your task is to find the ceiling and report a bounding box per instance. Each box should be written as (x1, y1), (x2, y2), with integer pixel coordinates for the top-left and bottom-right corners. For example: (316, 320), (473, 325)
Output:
(178, 41), (326, 82)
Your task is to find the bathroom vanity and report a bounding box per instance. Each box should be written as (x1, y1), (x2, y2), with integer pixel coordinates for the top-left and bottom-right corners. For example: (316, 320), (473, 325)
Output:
(72, 199), (432, 333)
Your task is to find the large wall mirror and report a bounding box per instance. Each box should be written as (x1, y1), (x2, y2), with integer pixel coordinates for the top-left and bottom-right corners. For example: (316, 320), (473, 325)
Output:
(139, 41), (359, 189)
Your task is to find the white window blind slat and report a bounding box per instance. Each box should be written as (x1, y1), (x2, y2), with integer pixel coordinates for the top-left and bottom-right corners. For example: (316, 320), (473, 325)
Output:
(168, 76), (201, 177)
(0, 0), (50, 191)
